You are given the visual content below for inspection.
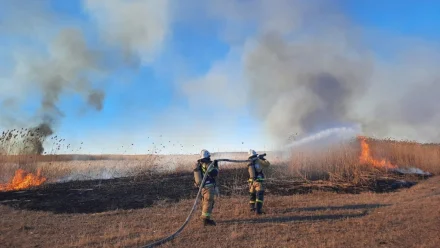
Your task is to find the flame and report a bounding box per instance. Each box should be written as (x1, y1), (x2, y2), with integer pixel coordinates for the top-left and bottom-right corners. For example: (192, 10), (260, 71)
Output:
(358, 136), (397, 169)
(0, 168), (47, 191)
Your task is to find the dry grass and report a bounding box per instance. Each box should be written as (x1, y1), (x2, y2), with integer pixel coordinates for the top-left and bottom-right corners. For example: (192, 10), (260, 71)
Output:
(0, 175), (439, 248)
(0, 135), (439, 247)
(1, 136), (439, 186)
(0, 154), (196, 183)
(363, 137), (440, 174)
(286, 137), (440, 183)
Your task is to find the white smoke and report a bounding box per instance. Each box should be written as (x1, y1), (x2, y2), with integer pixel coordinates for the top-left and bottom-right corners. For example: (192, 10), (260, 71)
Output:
(3, 0), (440, 155)
(393, 167), (432, 176)
(1, 0), (172, 152)
(177, 0), (440, 146)
(57, 167), (119, 183)
(82, 0), (170, 65)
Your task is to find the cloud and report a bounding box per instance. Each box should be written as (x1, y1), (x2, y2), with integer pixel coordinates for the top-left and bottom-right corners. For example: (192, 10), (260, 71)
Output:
(3, 0), (440, 154)
(0, 0), (172, 153)
(177, 0), (440, 144)
(82, 0), (171, 65)
(180, 48), (247, 111)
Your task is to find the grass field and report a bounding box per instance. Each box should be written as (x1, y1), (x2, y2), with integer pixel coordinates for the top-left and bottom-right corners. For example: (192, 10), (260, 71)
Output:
(0, 136), (439, 247)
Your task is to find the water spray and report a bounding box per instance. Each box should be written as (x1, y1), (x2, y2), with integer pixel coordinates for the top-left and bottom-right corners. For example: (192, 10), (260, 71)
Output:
(279, 124), (362, 160)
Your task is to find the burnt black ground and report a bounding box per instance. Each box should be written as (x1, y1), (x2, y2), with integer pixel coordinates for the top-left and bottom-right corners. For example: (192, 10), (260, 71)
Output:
(0, 168), (428, 214)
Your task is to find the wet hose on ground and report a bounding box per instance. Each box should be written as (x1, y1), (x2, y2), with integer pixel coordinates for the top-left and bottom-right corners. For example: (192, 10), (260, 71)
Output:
(140, 158), (252, 248)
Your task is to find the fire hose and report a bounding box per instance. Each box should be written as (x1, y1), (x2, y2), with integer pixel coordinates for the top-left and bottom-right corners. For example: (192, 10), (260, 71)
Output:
(140, 158), (258, 248)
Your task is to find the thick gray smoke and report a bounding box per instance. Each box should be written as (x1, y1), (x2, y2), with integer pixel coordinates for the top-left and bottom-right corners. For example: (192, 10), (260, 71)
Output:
(182, 0), (440, 145)
(243, 32), (372, 142)
(24, 123), (54, 155)
(2, 0), (440, 155)
(0, 0), (170, 154)
(30, 28), (106, 119)
(0, 123), (53, 155)
(82, 0), (170, 65)
(1, 25), (106, 153)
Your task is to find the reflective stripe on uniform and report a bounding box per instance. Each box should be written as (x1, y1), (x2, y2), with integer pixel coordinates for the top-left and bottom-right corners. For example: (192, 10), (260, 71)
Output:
(249, 201), (256, 204)
(202, 212), (210, 217)
(250, 177), (264, 182)
(201, 163), (217, 173)
(256, 199), (263, 203)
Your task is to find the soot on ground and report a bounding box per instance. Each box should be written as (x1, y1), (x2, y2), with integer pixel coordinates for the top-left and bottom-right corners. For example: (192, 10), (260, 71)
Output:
(0, 168), (426, 214)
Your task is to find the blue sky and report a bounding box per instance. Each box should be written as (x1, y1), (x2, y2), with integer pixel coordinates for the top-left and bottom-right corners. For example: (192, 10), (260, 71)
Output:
(1, 0), (440, 154)
(344, 0), (440, 38)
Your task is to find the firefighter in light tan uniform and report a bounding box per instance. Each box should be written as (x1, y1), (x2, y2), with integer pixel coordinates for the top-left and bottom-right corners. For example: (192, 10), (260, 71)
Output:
(193, 149), (219, 226)
(247, 149), (270, 214)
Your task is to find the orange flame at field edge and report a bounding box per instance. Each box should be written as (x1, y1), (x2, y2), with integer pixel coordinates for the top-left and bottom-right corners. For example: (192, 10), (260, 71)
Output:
(0, 168), (47, 191)
(357, 136), (397, 169)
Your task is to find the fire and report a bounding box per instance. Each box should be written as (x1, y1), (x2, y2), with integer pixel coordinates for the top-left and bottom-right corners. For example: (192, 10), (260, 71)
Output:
(0, 168), (47, 191)
(358, 136), (397, 169)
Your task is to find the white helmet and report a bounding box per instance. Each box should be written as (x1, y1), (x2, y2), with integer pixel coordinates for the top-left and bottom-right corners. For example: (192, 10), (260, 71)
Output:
(248, 149), (257, 157)
(200, 149), (211, 159)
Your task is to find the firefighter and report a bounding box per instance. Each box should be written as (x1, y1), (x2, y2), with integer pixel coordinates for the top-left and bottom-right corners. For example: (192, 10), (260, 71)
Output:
(193, 149), (219, 226)
(247, 149), (270, 214)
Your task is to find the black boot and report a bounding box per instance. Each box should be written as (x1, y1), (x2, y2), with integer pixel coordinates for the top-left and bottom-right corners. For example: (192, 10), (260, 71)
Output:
(256, 190), (265, 215)
(203, 218), (216, 226)
(256, 202), (265, 215)
(250, 203), (256, 212)
(249, 192), (256, 212)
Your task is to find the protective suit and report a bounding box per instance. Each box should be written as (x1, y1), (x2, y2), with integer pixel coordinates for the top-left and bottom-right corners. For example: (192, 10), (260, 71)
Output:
(247, 149), (270, 214)
(193, 149), (219, 226)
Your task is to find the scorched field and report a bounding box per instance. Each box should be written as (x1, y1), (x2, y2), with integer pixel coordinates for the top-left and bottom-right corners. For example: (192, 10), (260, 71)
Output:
(0, 136), (439, 248)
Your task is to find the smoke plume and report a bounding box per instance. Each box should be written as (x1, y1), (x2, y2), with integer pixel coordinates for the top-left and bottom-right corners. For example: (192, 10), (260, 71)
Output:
(24, 123), (54, 155)
(243, 31), (373, 143)
(2, 0), (440, 154)
(82, 0), (170, 65)
(0, 123), (53, 155)
(1, 0), (170, 154)
(32, 28), (107, 118)
(1, 25), (107, 153)
(182, 0), (440, 145)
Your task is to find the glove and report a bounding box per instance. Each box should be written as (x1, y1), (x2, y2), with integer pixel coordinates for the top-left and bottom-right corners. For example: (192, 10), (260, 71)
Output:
(213, 160), (219, 167)
(258, 154), (266, 160)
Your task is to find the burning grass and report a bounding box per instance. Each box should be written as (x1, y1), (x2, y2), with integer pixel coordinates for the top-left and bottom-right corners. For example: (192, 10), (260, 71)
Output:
(0, 135), (439, 248)
(286, 136), (438, 183)
(0, 175), (439, 248)
(358, 136), (397, 169)
(0, 135), (438, 193)
(0, 168), (47, 192)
